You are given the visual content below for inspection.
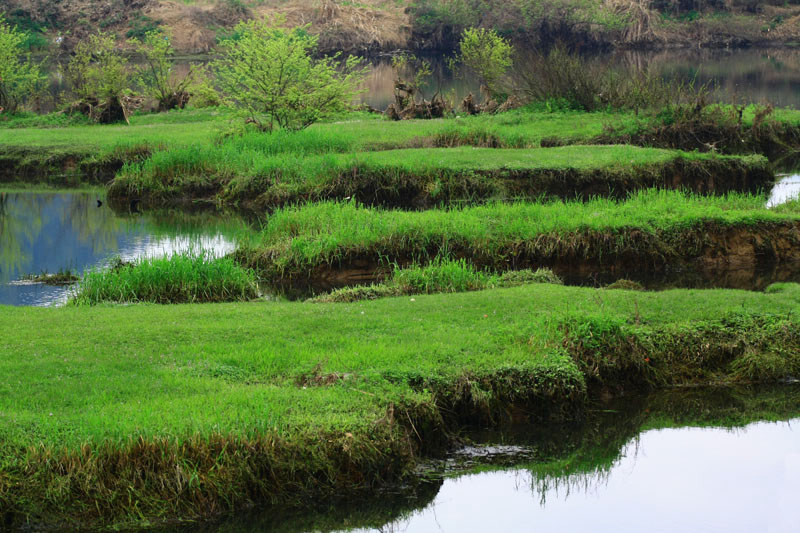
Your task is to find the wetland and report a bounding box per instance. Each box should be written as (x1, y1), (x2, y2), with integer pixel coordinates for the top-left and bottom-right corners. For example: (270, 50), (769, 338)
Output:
(2, 29), (800, 532)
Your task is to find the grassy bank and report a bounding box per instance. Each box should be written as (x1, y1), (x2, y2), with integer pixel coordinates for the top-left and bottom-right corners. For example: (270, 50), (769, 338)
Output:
(1, 282), (799, 528)
(3, 106), (799, 189)
(237, 190), (800, 286)
(309, 261), (563, 303)
(109, 145), (772, 208)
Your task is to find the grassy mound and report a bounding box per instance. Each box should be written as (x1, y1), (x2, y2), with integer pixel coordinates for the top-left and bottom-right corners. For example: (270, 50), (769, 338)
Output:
(108, 145), (772, 208)
(72, 253), (259, 305)
(1, 283), (800, 528)
(310, 259), (562, 303)
(238, 190), (800, 284)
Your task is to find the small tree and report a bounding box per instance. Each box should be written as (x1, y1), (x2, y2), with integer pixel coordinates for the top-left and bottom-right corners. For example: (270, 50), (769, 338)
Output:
(453, 28), (513, 99)
(131, 29), (197, 112)
(66, 32), (132, 123)
(0, 14), (43, 114)
(214, 15), (367, 132)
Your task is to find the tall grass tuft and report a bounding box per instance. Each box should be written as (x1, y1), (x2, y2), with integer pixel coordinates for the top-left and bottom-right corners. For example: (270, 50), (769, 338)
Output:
(392, 257), (493, 294)
(310, 260), (563, 302)
(72, 251), (259, 305)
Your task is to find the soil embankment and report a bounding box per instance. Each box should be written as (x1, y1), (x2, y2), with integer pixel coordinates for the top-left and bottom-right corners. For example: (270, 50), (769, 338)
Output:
(0, 145), (134, 186)
(244, 221), (800, 291)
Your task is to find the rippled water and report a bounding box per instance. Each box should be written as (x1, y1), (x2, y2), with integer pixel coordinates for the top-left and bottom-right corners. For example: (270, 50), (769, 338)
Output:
(0, 190), (245, 306)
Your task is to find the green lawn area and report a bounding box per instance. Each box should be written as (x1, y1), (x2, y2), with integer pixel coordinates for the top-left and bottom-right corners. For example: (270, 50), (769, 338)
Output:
(2, 282), (799, 450)
(0, 107), (633, 155)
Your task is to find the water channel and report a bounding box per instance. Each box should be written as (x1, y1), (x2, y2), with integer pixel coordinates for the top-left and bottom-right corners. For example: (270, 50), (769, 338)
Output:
(0, 190), (244, 306)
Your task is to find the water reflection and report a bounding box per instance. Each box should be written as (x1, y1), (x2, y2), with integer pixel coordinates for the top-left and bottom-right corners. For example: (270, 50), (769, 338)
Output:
(0, 191), (247, 306)
(181, 386), (800, 533)
(768, 174), (800, 208)
(383, 419), (798, 533)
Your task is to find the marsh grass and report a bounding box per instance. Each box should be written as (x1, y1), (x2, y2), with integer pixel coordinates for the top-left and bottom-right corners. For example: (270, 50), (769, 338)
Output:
(242, 190), (800, 279)
(110, 143), (768, 208)
(72, 251), (258, 305)
(311, 260), (563, 302)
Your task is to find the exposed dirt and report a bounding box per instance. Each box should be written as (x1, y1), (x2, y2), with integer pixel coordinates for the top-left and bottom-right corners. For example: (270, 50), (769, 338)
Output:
(3, 0), (410, 55)
(5, 0), (800, 56)
(252, 221), (800, 293)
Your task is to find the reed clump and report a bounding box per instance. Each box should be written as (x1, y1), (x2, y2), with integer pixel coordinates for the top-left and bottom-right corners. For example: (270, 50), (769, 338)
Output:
(311, 260), (563, 303)
(71, 252), (259, 305)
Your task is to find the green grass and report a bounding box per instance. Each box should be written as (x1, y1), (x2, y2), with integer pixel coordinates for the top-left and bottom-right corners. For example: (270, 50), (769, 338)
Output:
(3, 105), (799, 192)
(242, 190), (800, 279)
(1, 282), (800, 527)
(111, 143), (771, 207)
(311, 260), (562, 302)
(0, 107), (617, 154)
(71, 252), (259, 305)
(7, 281), (796, 449)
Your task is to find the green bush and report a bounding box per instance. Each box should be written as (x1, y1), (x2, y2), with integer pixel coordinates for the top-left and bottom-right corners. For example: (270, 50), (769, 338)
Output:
(0, 14), (44, 113)
(214, 15), (367, 131)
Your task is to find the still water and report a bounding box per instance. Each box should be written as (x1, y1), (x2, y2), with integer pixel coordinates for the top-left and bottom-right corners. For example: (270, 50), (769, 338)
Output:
(0, 190), (244, 306)
(377, 422), (799, 533)
(180, 386), (800, 533)
(769, 173), (800, 207)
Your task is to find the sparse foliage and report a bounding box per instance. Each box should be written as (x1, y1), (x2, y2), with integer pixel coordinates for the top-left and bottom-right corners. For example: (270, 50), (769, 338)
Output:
(453, 27), (513, 99)
(391, 53), (433, 107)
(0, 14), (44, 113)
(131, 29), (197, 112)
(385, 52), (450, 120)
(214, 15), (367, 132)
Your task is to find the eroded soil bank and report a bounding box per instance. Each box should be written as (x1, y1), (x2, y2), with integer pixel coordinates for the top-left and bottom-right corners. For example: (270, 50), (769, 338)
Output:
(240, 220), (800, 291)
(0, 145), (147, 186)
(106, 151), (775, 210)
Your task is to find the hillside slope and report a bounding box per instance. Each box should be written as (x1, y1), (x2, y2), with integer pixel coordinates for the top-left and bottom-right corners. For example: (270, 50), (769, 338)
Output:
(2, 0), (800, 55)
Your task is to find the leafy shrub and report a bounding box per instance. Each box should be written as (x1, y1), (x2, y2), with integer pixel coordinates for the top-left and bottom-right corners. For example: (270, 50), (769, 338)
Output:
(214, 15), (367, 131)
(66, 32), (132, 123)
(131, 29), (198, 111)
(452, 27), (513, 98)
(0, 14), (44, 113)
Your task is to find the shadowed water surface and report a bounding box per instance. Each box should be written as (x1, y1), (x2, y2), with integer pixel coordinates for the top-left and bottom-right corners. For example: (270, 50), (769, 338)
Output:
(0, 190), (247, 306)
